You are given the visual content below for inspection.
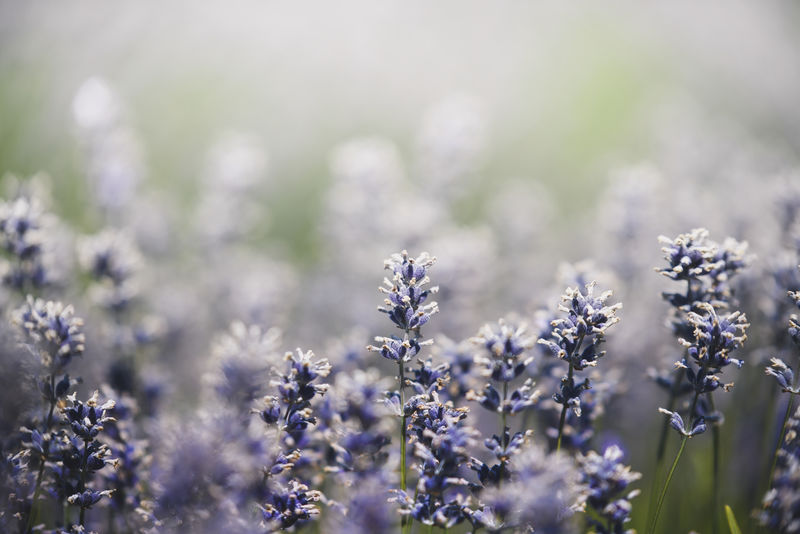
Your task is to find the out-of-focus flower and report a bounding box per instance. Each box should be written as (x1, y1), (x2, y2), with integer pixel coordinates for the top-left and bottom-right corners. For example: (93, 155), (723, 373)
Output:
(13, 296), (85, 370)
(578, 445), (641, 534)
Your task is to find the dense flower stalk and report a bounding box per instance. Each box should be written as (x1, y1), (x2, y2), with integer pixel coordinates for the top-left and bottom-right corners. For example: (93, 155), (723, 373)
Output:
(539, 282), (621, 452)
(368, 250), (438, 502)
(467, 318), (539, 489)
(256, 348), (330, 530)
(651, 304), (748, 534)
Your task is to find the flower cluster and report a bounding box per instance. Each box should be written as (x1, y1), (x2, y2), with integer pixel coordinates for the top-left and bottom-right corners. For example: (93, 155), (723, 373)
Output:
(660, 303), (749, 437)
(77, 229), (142, 314)
(469, 319), (538, 415)
(262, 348), (331, 448)
(465, 318), (539, 488)
(60, 393), (118, 521)
(577, 445), (641, 534)
(0, 194), (49, 291)
(13, 296), (85, 371)
(538, 282), (621, 452)
(378, 250), (439, 334)
(210, 321), (283, 412)
(256, 347), (330, 529)
(393, 393), (476, 528)
(260, 479), (323, 529)
(477, 443), (581, 533)
(679, 304), (749, 391)
(656, 229), (750, 341)
(760, 404), (800, 532)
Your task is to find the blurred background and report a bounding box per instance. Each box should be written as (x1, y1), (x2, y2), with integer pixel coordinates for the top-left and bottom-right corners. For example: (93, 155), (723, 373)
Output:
(2, 2), (800, 532)
(2, 1), (799, 248)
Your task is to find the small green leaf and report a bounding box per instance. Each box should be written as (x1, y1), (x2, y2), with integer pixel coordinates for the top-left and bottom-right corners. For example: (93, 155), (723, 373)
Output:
(725, 505), (743, 534)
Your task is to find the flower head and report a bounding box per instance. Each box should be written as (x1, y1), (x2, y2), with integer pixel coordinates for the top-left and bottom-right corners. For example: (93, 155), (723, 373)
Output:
(378, 250), (439, 332)
(13, 296), (86, 370)
(538, 283), (621, 370)
(472, 319), (535, 382)
(657, 228), (717, 282)
(679, 303), (749, 374)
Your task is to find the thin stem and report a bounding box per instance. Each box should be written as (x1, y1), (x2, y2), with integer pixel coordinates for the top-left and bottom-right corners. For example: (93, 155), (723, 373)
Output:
(649, 436), (688, 534)
(767, 394), (796, 494)
(399, 360), (407, 493)
(555, 362), (574, 453)
(555, 333), (586, 453)
(399, 359), (410, 534)
(79, 439), (89, 527)
(647, 368), (686, 527)
(497, 382), (509, 489)
(25, 373), (57, 534)
(656, 369), (686, 462)
(708, 393), (720, 534)
(501, 382), (508, 435)
(648, 280), (693, 530)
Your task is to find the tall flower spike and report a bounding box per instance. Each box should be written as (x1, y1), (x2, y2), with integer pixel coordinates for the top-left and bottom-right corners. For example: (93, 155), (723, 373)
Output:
(369, 250), (439, 502)
(59, 392), (118, 527)
(539, 282), (621, 452)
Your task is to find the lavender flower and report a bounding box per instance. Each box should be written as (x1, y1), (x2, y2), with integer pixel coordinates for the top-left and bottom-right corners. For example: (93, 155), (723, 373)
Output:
(477, 443), (581, 533)
(539, 282), (621, 452)
(578, 445), (641, 534)
(472, 319), (535, 383)
(210, 322), (282, 411)
(319, 369), (394, 476)
(262, 348), (331, 448)
(0, 194), (50, 291)
(377, 250), (439, 333)
(391, 393), (476, 528)
(77, 229), (142, 313)
(760, 404), (800, 533)
(676, 303), (749, 393)
(466, 318), (540, 488)
(260, 479), (322, 530)
(59, 392), (118, 527)
(368, 250), (439, 506)
(13, 296), (85, 371)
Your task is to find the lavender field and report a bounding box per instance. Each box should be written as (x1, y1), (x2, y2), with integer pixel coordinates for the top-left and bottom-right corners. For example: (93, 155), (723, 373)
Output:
(2, 2), (800, 533)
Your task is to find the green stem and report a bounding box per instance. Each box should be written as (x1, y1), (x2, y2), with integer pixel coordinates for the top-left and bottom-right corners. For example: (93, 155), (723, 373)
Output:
(751, 385), (780, 534)
(399, 360), (407, 493)
(655, 369), (685, 462)
(647, 369), (685, 528)
(501, 382), (508, 435)
(649, 436), (688, 534)
(708, 393), (720, 534)
(25, 374), (57, 534)
(650, 388), (702, 534)
(79, 439), (89, 527)
(555, 363), (574, 453)
(767, 394), (796, 493)
(399, 359), (410, 534)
